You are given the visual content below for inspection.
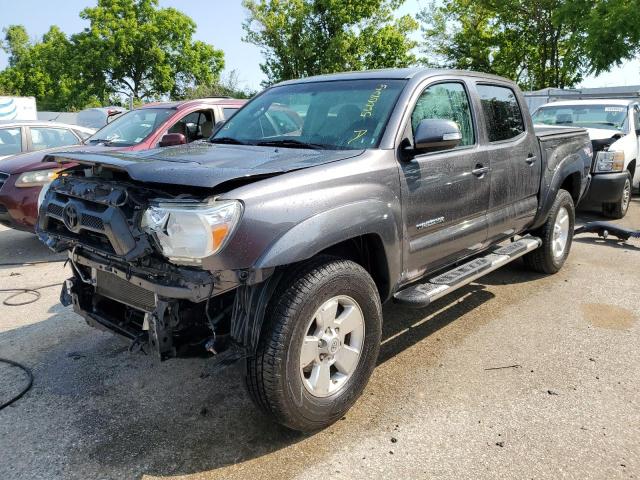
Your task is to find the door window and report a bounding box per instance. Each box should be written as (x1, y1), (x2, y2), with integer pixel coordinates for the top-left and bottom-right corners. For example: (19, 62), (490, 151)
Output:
(30, 127), (79, 151)
(168, 109), (214, 142)
(411, 82), (475, 147)
(477, 85), (525, 142)
(633, 106), (640, 133)
(0, 127), (22, 156)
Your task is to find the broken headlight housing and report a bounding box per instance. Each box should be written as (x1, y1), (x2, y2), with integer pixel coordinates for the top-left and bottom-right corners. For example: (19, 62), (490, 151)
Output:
(142, 200), (243, 266)
(595, 150), (624, 172)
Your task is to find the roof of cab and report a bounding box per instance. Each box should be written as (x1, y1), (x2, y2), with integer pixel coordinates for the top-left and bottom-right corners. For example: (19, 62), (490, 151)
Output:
(275, 67), (516, 86)
(136, 98), (247, 110)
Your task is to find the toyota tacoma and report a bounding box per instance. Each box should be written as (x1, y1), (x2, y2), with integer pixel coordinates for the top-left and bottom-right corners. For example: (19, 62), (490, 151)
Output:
(37, 69), (592, 432)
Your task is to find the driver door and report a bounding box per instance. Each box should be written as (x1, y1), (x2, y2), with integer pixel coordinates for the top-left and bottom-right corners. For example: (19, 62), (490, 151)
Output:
(398, 80), (490, 279)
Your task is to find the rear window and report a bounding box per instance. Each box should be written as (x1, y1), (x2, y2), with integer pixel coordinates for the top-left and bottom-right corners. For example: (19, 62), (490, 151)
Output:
(477, 85), (525, 142)
(223, 107), (239, 119)
(0, 127), (22, 156)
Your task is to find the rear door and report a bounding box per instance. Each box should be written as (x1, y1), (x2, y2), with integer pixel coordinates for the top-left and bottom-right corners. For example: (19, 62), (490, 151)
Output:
(473, 83), (541, 241)
(398, 79), (490, 278)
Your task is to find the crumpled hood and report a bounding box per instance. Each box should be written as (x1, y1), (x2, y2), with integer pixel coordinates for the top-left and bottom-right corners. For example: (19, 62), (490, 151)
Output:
(46, 141), (365, 188)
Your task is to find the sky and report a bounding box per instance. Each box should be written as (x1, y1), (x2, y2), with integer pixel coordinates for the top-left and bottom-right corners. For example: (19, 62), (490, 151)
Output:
(0, 0), (638, 92)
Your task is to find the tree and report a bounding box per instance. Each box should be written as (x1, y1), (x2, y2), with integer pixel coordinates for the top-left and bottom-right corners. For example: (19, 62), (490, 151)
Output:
(0, 25), (107, 110)
(183, 69), (256, 100)
(577, 0), (640, 74)
(242, 0), (418, 85)
(75, 0), (225, 101)
(419, 0), (589, 89)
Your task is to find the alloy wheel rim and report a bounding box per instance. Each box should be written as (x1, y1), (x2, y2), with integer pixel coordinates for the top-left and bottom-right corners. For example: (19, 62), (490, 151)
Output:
(552, 206), (570, 260)
(622, 179), (631, 212)
(299, 295), (365, 398)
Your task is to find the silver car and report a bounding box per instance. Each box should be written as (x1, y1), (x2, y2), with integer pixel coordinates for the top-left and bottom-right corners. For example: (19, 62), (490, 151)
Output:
(0, 120), (96, 161)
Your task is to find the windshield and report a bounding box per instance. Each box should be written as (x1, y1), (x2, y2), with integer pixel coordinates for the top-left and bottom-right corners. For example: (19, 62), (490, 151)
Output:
(212, 79), (407, 150)
(85, 108), (174, 146)
(532, 104), (629, 132)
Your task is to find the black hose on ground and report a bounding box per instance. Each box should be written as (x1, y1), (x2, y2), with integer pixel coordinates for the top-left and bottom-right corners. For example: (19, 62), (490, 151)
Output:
(0, 283), (61, 306)
(0, 357), (34, 411)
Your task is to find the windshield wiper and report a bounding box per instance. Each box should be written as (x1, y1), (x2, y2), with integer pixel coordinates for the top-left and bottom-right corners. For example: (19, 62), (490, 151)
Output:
(210, 137), (246, 145)
(86, 138), (113, 145)
(255, 139), (328, 150)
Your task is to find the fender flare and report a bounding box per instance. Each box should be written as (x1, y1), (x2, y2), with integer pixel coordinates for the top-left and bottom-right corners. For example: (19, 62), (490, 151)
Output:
(253, 199), (401, 281)
(532, 161), (584, 229)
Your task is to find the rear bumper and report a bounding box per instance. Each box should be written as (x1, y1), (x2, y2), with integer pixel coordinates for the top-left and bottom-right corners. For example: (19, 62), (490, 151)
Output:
(579, 172), (628, 208)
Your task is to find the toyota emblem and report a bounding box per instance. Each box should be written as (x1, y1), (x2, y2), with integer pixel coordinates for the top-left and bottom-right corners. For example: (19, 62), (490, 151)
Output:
(63, 203), (80, 231)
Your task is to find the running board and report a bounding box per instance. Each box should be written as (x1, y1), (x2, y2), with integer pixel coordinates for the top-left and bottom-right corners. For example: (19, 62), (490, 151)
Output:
(393, 236), (542, 308)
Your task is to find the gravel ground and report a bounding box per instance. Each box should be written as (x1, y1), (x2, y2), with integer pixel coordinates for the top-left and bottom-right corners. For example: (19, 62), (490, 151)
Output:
(0, 200), (638, 480)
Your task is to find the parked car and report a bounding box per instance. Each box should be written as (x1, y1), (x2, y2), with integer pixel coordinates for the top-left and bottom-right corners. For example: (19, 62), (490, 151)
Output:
(0, 120), (95, 161)
(0, 98), (245, 231)
(533, 99), (639, 218)
(37, 69), (591, 432)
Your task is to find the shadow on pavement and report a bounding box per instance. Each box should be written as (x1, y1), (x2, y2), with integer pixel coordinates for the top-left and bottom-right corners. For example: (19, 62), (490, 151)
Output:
(0, 226), (65, 268)
(0, 280), (499, 479)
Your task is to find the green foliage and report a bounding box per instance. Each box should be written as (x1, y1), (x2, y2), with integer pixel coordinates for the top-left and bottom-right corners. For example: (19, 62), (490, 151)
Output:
(75, 0), (225, 101)
(578, 0), (640, 74)
(183, 70), (256, 100)
(0, 25), (107, 110)
(242, 0), (418, 85)
(419, 0), (589, 89)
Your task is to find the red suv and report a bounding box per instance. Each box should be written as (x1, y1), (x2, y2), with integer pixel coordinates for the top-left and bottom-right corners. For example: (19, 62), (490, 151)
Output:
(0, 98), (245, 232)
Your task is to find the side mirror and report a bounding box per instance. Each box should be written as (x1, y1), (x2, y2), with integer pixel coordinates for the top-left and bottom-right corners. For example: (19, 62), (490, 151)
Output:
(159, 133), (187, 147)
(413, 119), (462, 153)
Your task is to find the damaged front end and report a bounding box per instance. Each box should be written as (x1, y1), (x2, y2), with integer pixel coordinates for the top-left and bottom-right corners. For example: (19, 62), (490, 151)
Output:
(38, 164), (273, 361)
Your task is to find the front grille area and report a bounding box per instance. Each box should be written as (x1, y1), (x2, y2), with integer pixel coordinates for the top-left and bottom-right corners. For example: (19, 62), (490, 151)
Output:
(81, 214), (105, 231)
(95, 269), (156, 312)
(39, 177), (149, 258)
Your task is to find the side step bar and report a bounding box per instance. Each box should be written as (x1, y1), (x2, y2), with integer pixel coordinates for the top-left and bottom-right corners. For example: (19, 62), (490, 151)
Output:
(393, 236), (542, 308)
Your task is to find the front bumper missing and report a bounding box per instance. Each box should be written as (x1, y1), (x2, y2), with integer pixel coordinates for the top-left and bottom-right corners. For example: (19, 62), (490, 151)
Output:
(63, 252), (222, 360)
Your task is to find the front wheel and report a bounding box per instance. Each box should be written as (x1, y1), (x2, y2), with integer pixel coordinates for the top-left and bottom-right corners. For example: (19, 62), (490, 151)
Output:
(603, 172), (632, 219)
(245, 258), (382, 432)
(523, 189), (575, 274)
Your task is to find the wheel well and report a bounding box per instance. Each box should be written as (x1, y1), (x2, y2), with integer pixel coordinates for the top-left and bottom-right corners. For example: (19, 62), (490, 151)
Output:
(560, 172), (581, 204)
(317, 234), (390, 300)
(628, 159), (636, 179)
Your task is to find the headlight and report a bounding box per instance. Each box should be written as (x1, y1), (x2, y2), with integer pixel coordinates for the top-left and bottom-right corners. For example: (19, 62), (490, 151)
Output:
(142, 200), (242, 265)
(595, 151), (624, 172)
(15, 169), (61, 188)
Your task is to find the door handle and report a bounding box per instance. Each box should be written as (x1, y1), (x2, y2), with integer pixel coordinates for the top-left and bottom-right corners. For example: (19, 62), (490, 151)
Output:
(525, 155), (537, 165)
(472, 165), (490, 177)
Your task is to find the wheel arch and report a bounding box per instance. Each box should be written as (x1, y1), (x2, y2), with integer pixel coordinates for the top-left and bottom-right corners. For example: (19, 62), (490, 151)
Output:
(253, 200), (401, 302)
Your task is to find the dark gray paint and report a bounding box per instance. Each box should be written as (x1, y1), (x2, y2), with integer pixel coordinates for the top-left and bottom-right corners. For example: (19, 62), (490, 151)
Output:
(40, 69), (592, 303)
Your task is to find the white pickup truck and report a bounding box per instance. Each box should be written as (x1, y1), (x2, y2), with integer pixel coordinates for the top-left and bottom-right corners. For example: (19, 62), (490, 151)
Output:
(533, 99), (639, 218)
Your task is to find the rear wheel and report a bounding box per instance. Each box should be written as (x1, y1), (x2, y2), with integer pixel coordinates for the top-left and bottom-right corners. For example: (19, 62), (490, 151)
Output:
(245, 257), (382, 432)
(603, 172), (632, 219)
(524, 189), (575, 274)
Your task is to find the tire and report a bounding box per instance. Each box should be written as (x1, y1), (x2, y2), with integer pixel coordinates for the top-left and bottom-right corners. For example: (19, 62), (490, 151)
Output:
(603, 172), (632, 219)
(245, 257), (382, 432)
(523, 189), (575, 274)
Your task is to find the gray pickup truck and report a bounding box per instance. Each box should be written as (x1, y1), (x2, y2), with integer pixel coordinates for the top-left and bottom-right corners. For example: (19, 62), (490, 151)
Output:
(37, 68), (592, 432)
